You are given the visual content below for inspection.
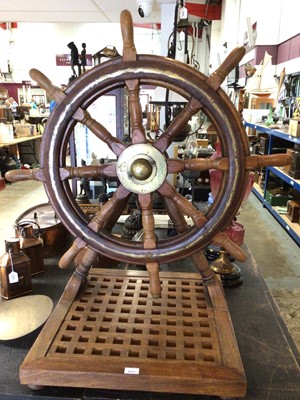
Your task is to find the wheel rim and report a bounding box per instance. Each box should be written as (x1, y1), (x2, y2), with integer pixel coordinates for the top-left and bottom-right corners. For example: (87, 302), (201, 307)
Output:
(40, 56), (249, 264)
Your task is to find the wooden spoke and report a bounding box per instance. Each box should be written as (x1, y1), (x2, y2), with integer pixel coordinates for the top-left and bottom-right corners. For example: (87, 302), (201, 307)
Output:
(167, 153), (293, 174)
(243, 153), (293, 169)
(120, 10), (146, 145)
(29, 68), (126, 157)
(59, 184), (131, 269)
(73, 247), (98, 281)
(29, 68), (66, 106)
(5, 164), (117, 184)
(158, 180), (207, 227)
(163, 197), (214, 281)
(146, 261), (161, 298)
(80, 111), (126, 156)
(73, 194), (130, 282)
(137, 192), (161, 297)
(126, 79), (146, 145)
(59, 163), (117, 180)
(138, 193), (156, 250)
(167, 158), (228, 174)
(158, 180), (246, 262)
(121, 10), (137, 62)
(206, 47), (246, 91)
(154, 96), (202, 153)
(5, 168), (45, 182)
(212, 231), (247, 262)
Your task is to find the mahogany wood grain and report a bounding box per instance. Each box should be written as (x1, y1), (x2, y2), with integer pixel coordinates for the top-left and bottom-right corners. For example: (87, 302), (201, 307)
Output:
(154, 97), (202, 153)
(163, 197), (214, 281)
(158, 181), (246, 262)
(20, 269), (246, 397)
(207, 47), (246, 91)
(59, 185), (130, 269)
(167, 153), (293, 174)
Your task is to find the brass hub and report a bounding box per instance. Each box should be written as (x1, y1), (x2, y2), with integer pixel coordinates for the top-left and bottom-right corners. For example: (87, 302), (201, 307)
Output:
(130, 158), (153, 181)
(117, 144), (167, 194)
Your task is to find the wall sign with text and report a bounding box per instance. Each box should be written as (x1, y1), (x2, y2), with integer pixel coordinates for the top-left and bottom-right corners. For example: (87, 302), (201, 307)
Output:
(56, 54), (93, 67)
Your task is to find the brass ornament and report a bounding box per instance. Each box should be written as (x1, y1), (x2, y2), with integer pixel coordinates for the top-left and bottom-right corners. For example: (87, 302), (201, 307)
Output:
(117, 144), (167, 194)
(0, 295), (53, 340)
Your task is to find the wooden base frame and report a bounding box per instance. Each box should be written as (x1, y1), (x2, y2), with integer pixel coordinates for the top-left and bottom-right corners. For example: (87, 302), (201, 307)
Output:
(20, 268), (246, 398)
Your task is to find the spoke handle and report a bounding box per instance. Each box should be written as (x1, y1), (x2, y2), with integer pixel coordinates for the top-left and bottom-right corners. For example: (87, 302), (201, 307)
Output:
(213, 232), (247, 262)
(139, 194), (156, 249)
(74, 247), (98, 280)
(146, 262), (161, 298)
(29, 69), (65, 103)
(83, 113), (126, 156)
(247, 154), (293, 169)
(208, 46), (246, 90)
(60, 164), (116, 180)
(121, 10), (136, 61)
(59, 239), (85, 269)
(5, 168), (44, 182)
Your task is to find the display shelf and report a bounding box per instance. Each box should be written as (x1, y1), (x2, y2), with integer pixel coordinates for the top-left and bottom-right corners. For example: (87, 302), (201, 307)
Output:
(271, 166), (300, 192)
(263, 201), (300, 245)
(244, 121), (300, 246)
(244, 121), (300, 145)
(252, 182), (264, 202)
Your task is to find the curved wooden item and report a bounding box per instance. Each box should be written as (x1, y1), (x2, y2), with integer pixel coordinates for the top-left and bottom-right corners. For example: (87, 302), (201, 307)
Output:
(12, 10), (293, 397)
(4, 10), (292, 287)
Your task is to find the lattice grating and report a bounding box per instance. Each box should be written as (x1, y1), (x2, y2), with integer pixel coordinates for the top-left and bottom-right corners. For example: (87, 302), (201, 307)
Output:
(48, 273), (222, 365)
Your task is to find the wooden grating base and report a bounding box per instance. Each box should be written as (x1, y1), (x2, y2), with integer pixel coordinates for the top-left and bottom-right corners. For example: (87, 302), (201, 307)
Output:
(20, 268), (246, 398)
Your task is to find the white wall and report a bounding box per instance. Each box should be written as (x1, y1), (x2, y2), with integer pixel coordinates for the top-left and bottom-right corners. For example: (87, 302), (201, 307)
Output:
(212, 0), (300, 82)
(226, 0), (299, 47)
(0, 22), (161, 86)
(218, 0), (299, 55)
(1, 0), (299, 89)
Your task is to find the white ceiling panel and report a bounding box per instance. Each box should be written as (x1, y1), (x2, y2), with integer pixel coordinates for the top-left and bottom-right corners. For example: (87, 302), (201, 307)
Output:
(0, 0), (163, 23)
(0, 1), (212, 24)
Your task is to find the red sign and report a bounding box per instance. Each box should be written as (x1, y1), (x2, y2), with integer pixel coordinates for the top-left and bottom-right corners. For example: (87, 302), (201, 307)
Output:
(0, 22), (18, 29)
(56, 54), (93, 67)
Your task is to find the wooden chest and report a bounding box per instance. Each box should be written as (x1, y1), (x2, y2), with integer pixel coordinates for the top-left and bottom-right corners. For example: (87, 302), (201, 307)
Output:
(286, 200), (300, 223)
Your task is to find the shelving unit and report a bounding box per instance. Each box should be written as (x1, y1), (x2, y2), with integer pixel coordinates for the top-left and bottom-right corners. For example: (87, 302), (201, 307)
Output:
(244, 121), (300, 246)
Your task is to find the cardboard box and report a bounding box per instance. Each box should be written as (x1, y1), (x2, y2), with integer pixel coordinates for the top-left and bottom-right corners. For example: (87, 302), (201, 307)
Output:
(15, 124), (37, 138)
(288, 119), (300, 137)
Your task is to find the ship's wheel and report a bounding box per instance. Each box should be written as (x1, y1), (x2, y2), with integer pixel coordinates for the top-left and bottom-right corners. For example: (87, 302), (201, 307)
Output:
(6, 10), (291, 298)
(8, 10), (293, 397)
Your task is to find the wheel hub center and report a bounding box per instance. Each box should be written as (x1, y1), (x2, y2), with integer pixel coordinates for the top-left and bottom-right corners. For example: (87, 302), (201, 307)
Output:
(130, 158), (153, 181)
(117, 144), (167, 194)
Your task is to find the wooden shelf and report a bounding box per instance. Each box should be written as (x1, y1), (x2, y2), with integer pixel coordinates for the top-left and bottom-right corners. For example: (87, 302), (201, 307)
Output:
(0, 134), (42, 148)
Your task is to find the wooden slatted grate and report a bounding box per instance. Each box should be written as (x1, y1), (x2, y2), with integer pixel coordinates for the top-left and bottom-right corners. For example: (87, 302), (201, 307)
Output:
(49, 274), (221, 364)
(20, 269), (246, 397)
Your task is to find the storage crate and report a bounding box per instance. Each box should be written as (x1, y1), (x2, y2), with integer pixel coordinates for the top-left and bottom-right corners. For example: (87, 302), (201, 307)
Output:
(15, 124), (37, 138)
(265, 190), (288, 206)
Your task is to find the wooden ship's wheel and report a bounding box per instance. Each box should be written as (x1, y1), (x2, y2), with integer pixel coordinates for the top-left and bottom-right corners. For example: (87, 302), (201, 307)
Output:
(6, 10), (291, 399)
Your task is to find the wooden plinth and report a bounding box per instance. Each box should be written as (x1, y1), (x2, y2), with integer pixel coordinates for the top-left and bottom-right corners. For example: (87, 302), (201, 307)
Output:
(20, 268), (246, 398)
